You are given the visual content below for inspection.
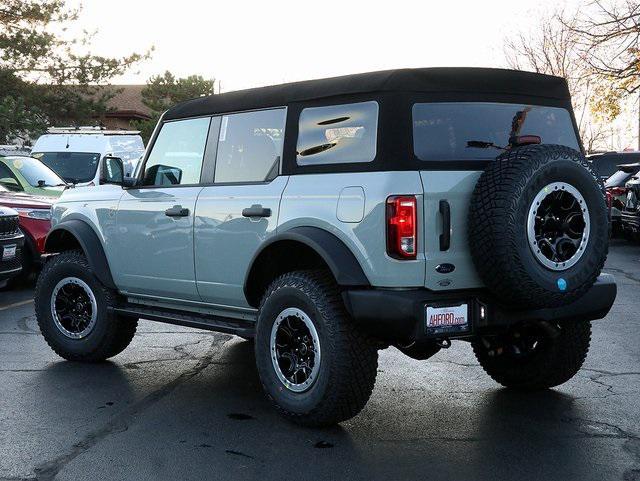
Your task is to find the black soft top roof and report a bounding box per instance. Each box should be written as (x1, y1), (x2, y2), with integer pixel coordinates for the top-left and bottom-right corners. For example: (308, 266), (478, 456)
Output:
(165, 67), (571, 120)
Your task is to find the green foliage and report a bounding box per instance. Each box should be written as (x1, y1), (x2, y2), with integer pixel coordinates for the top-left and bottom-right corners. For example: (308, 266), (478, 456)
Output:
(132, 71), (214, 142)
(0, 0), (150, 144)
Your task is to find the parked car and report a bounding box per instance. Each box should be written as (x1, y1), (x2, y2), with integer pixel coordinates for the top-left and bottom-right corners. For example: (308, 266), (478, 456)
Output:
(605, 162), (640, 236)
(621, 170), (640, 239)
(31, 127), (145, 186)
(0, 185), (53, 284)
(0, 155), (67, 197)
(589, 151), (640, 181)
(0, 206), (25, 287)
(35, 68), (615, 426)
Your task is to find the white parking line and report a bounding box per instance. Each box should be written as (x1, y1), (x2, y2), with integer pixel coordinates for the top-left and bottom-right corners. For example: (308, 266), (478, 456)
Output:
(0, 299), (34, 311)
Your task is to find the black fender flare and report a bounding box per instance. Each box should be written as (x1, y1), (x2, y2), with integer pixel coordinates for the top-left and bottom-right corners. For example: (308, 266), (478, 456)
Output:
(45, 219), (116, 289)
(244, 226), (370, 301)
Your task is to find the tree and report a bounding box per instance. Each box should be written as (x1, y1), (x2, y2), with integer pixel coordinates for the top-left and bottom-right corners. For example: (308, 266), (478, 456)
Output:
(504, 10), (616, 151)
(0, 0), (150, 144)
(568, 1), (639, 93)
(566, 1), (639, 148)
(132, 71), (215, 141)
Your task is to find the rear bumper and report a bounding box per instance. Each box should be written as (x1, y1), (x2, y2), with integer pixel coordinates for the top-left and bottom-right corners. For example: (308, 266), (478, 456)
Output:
(342, 274), (617, 343)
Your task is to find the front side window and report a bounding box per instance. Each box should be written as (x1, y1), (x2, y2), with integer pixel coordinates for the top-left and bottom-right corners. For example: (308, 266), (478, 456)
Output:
(143, 117), (211, 186)
(412, 102), (580, 162)
(0, 161), (22, 191)
(297, 101), (378, 166)
(214, 108), (285, 183)
(34, 152), (101, 184)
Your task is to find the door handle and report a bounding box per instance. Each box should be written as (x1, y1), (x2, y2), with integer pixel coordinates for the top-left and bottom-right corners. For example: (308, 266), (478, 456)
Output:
(165, 205), (189, 217)
(439, 200), (451, 251)
(242, 205), (271, 218)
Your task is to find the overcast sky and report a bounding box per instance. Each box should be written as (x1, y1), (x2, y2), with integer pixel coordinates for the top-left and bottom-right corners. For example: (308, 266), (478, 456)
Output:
(66, 0), (638, 149)
(72, 0), (574, 91)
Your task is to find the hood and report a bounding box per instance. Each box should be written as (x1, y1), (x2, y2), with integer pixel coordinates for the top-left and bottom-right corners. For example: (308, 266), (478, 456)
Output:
(0, 191), (53, 209)
(0, 206), (18, 217)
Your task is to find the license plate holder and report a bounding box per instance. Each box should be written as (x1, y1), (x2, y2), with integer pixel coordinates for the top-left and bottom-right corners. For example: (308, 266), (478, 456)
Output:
(2, 245), (16, 261)
(425, 303), (470, 337)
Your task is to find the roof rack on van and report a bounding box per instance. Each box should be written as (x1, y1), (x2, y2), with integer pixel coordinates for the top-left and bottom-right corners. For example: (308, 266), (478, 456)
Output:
(47, 126), (141, 135)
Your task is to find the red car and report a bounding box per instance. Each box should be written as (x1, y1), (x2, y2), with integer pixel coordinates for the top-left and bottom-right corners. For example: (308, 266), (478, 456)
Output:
(0, 185), (53, 283)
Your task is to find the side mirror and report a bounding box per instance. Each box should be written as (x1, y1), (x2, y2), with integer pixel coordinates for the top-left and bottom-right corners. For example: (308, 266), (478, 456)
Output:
(100, 156), (124, 185)
(143, 164), (183, 186)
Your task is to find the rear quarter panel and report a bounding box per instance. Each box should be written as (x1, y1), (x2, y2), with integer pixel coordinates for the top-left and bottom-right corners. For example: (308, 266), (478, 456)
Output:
(278, 172), (425, 287)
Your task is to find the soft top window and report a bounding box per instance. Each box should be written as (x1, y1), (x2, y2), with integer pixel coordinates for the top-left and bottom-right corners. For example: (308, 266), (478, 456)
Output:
(412, 103), (580, 162)
(297, 101), (378, 166)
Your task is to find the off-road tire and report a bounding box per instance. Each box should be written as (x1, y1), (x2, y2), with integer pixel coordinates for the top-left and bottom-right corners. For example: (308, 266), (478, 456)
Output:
(472, 321), (591, 389)
(255, 270), (378, 427)
(35, 250), (137, 362)
(469, 144), (609, 309)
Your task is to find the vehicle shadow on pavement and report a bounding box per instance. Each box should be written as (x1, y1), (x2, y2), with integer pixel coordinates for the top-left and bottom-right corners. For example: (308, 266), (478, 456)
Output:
(472, 388), (612, 479)
(19, 338), (365, 481)
(16, 338), (633, 481)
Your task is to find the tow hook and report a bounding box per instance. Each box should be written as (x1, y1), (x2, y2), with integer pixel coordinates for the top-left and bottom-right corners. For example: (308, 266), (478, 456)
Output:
(436, 338), (451, 349)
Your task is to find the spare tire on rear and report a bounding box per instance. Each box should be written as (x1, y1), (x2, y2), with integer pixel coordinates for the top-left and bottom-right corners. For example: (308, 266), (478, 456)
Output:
(468, 144), (608, 309)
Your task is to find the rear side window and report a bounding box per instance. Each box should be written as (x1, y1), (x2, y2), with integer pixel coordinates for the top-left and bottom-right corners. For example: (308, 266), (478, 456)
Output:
(296, 101), (378, 166)
(412, 103), (580, 162)
(214, 108), (286, 183)
(143, 117), (210, 186)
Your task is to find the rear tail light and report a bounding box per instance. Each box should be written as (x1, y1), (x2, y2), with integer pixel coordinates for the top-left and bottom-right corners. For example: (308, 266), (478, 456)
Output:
(606, 191), (612, 208)
(386, 195), (417, 259)
(609, 187), (626, 197)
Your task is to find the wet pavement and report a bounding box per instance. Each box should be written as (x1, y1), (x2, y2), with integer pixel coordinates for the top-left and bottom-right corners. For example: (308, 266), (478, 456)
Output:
(1, 239), (639, 481)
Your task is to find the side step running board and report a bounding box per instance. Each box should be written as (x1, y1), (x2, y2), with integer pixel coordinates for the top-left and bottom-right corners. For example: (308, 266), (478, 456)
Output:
(110, 305), (256, 338)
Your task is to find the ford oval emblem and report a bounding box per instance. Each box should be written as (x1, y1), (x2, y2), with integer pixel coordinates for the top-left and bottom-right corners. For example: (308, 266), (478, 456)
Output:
(436, 263), (456, 274)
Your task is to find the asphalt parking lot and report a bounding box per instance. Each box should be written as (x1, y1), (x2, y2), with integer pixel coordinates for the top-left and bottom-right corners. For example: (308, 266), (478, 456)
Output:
(1, 240), (639, 481)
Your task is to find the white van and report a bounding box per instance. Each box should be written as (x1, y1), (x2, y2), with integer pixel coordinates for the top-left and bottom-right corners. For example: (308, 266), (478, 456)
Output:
(31, 127), (145, 186)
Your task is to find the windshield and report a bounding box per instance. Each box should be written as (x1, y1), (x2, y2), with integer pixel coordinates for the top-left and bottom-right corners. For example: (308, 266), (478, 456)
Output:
(412, 102), (580, 161)
(1, 157), (64, 187)
(33, 152), (101, 183)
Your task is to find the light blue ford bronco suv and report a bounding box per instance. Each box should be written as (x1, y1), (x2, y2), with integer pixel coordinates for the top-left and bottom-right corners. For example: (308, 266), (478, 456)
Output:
(35, 68), (616, 426)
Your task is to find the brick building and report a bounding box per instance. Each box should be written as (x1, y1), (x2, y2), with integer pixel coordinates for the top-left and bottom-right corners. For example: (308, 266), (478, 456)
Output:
(98, 85), (152, 130)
